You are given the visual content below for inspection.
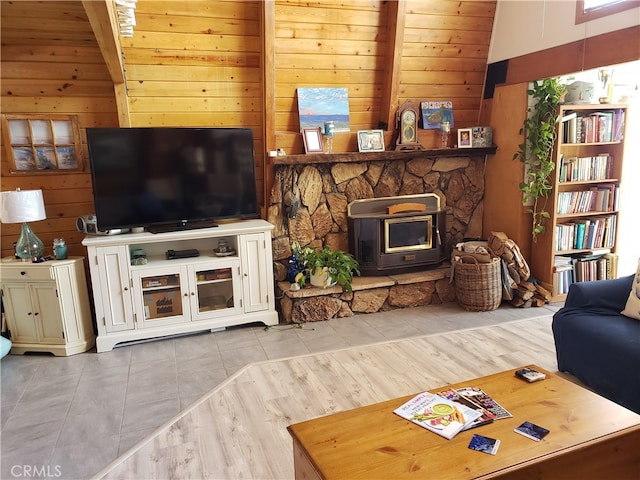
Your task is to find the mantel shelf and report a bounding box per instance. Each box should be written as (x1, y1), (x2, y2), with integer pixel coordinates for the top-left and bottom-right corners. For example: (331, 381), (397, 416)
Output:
(272, 146), (498, 165)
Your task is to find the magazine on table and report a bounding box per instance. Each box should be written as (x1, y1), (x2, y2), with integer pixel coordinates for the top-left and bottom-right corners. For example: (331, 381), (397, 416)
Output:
(393, 392), (483, 440)
(436, 388), (495, 430)
(455, 387), (513, 420)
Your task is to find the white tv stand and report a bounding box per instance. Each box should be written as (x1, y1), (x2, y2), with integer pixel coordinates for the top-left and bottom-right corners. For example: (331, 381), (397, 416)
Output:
(82, 219), (278, 352)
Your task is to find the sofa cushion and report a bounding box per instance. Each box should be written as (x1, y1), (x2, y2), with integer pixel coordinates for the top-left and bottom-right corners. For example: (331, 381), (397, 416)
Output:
(564, 274), (633, 314)
(621, 258), (640, 320)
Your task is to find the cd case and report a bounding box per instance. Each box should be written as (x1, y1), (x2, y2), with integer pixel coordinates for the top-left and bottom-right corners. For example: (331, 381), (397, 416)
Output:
(468, 434), (500, 455)
(515, 367), (546, 383)
(514, 421), (550, 441)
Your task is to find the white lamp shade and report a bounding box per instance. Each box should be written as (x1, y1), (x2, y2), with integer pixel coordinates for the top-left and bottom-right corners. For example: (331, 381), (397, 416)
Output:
(0, 189), (47, 223)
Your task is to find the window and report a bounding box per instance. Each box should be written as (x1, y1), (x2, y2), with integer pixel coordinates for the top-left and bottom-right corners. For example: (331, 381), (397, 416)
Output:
(1, 114), (83, 173)
(576, 0), (640, 24)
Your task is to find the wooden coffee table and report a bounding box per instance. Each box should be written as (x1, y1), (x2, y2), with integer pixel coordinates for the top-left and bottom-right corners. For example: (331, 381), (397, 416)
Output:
(287, 365), (640, 479)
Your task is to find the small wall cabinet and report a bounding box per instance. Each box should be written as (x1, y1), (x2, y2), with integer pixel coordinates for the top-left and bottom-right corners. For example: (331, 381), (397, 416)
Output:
(82, 219), (278, 352)
(0, 257), (95, 356)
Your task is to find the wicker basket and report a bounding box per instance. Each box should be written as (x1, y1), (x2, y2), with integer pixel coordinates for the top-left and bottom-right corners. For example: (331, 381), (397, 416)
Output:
(454, 256), (502, 312)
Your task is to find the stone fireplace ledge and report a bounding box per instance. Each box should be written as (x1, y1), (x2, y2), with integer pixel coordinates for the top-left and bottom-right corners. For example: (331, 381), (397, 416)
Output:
(272, 147), (497, 166)
(277, 266), (455, 323)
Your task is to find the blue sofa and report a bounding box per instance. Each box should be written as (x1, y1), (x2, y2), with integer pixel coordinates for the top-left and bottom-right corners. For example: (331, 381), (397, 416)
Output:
(552, 274), (640, 414)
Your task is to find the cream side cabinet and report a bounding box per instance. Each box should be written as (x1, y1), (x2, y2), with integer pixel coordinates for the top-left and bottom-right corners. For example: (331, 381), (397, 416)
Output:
(82, 219), (278, 352)
(0, 257), (95, 356)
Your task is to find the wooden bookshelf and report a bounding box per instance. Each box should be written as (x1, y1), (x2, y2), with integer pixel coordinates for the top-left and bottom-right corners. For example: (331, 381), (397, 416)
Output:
(530, 104), (627, 300)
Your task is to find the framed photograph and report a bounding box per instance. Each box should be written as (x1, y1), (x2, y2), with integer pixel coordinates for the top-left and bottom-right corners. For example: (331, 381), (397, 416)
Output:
(471, 126), (493, 147)
(457, 128), (473, 148)
(302, 127), (324, 153)
(357, 129), (385, 152)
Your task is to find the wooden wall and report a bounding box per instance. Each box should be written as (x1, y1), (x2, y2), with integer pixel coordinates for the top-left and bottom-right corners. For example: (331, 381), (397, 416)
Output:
(273, 0), (495, 154)
(0, 1), (118, 259)
(0, 0), (498, 259)
(121, 1), (265, 200)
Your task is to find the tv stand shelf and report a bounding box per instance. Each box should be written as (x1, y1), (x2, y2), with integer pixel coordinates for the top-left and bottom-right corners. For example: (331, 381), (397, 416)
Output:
(82, 219), (278, 352)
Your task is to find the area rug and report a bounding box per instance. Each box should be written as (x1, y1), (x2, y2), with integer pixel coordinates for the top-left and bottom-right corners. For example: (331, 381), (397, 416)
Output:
(95, 315), (557, 479)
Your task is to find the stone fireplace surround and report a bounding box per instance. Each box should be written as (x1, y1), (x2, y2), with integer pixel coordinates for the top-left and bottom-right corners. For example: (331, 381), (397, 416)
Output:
(267, 147), (496, 322)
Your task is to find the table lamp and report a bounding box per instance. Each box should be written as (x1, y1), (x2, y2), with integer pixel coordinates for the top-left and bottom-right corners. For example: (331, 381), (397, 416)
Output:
(0, 188), (47, 261)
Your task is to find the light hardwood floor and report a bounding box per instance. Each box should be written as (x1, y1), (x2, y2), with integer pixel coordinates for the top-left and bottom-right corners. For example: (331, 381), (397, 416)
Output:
(1, 302), (561, 479)
(95, 311), (560, 479)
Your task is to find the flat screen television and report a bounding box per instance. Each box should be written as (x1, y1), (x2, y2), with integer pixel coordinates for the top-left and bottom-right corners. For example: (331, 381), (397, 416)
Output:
(86, 127), (259, 233)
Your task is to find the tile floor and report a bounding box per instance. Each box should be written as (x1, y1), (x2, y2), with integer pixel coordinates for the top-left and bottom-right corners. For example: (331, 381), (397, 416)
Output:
(0, 302), (562, 479)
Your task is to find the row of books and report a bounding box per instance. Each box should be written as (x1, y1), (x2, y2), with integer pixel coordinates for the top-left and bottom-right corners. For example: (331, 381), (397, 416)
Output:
(554, 252), (618, 295)
(556, 184), (619, 215)
(555, 215), (617, 252)
(394, 386), (512, 440)
(561, 109), (625, 144)
(557, 154), (613, 183)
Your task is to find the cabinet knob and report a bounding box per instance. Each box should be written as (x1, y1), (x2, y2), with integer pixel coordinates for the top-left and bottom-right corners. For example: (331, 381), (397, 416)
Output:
(184, 293), (188, 297)
(21, 271), (26, 276)
(191, 292), (195, 296)
(34, 312), (39, 316)
(124, 287), (129, 291)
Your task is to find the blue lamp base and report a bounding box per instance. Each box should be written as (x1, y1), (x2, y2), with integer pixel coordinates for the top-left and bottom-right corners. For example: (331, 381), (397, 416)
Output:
(15, 222), (44, 260)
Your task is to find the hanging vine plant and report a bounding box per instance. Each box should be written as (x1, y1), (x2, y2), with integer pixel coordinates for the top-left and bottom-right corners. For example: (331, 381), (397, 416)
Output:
(513, 78), (566, 240)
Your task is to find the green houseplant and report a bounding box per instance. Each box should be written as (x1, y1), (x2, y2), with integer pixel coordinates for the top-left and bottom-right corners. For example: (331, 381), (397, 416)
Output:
(513, 77), (566, 240)
(291, 242), (360, 292)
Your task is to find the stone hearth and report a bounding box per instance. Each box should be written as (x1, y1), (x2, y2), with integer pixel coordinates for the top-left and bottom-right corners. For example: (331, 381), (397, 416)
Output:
(278, 267), (454, 323)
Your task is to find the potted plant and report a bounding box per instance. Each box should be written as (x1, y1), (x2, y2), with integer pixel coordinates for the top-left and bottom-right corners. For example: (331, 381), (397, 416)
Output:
(291, 242), (360, 291)
(513, 77), (566, 240)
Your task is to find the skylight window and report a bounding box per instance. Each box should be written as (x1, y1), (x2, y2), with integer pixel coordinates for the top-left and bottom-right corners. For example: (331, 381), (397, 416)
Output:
(576, 0), (640, 24)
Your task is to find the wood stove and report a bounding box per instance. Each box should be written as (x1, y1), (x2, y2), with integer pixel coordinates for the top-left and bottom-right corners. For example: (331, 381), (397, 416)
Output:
(348, 194), (447, 275)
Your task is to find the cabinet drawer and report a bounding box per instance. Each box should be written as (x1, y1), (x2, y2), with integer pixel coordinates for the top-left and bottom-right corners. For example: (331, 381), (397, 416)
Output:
(0, 266), (54, 281)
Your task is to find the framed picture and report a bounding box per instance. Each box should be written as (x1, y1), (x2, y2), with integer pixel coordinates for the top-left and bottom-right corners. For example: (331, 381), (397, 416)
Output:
(357, 129), (385, 152)
(302, 127), (324, 153)
(471, 126), (493, 148)
(457, 128), (473, 148)
(297, 87), (351, 132)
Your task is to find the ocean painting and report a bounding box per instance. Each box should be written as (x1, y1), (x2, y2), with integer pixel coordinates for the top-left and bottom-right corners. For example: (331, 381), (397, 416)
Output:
(297, 87), (350, 133)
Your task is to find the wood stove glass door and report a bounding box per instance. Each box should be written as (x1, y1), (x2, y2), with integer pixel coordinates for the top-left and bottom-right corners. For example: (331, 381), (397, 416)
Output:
(384, 215), (433, 253)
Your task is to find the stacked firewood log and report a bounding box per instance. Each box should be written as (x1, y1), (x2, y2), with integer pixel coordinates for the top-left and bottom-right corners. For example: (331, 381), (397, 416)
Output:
(488, 232), (551, 308)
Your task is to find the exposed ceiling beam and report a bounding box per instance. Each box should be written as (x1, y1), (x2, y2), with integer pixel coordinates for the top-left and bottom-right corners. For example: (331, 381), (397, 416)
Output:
(82, 0), (125, 84)
(381, 0), (405, 133)
(82, 0), (131, 126)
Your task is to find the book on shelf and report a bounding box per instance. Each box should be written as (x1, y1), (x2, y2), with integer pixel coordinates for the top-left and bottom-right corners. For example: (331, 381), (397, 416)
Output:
(554, 250), (617, 288)
(554, 263), (574, 295)
(572, 250), (617, 282)
(561, 112), (577, 144)
(604, 252), (618, 278)
(555, 215), (616, 252)
(393, 391), (482, 440)
(563, 109), (625, 144)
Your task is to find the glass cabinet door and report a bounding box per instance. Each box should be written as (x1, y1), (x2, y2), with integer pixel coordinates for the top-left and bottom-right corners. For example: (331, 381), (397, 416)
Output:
(191, 260), (242, 320)
(133, 268), (189, 328)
